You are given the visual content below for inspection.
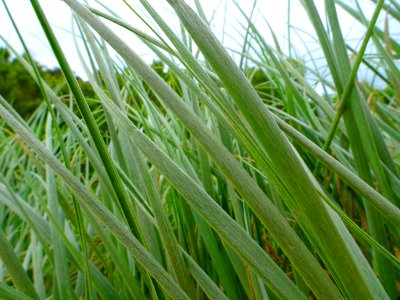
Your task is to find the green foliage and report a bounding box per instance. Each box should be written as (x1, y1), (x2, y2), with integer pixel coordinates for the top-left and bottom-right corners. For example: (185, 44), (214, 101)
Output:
(0, 48), (95, 118)
(0, 48), (43, 117)
(0, 0), (399, 299)
(0, 48), (281, 119)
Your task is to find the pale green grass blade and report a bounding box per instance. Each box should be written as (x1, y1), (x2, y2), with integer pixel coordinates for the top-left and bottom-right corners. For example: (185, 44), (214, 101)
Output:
(325, 0), (398, 291)
(302, 1), (397, 296)
(127, 141), (196, 297)
(45, 115), (75, 300)
(336, 0), (400, 56)
(0, 103), (190, 300)
(275, 118), (400, 228)
(31, 234), (45, 299)
(0, 227), (39, 300)
(29, 0), (146, 246)
(102, 97), (306, 299)
(73, 20), (168, 278)
(0, 182), (130, 300)
(165, 1), (386, 298)
(323, 0), (385, 150)
(60, 2), (346, 298)
(89, 8), (172, 54)
(73, 25), (196, 295)
(182, 250), (229, 300)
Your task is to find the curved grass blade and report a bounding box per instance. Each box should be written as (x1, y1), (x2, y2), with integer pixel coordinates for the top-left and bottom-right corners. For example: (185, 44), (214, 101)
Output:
(0, 103), (190, 300)
(0, 227), (40, 300)
(60, 1), (344, 298)
(165, 0), (387, 298)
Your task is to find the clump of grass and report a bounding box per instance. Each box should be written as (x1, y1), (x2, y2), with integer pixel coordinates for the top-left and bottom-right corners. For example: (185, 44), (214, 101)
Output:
(0, 0), (399, 299)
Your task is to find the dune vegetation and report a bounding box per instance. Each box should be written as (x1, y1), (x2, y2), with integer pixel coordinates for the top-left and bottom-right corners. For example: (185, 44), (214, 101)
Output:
(0, 0), (399, 299)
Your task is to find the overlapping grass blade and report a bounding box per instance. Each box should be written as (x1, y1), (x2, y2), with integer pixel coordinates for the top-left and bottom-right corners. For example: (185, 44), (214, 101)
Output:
(0, 226), (39, 300)
(0, 102), (190, 300)
(165, 0), (388, 298)
(60, 1), (350, 298)
(0, 0), (398, 298)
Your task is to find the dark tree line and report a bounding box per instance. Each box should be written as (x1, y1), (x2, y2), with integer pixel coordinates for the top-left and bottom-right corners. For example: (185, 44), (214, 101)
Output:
(0, 48), (94, 118)
(0, 47), (288, 120)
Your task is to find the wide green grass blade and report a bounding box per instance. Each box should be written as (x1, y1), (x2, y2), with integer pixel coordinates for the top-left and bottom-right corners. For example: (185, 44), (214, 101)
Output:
(165, 0), (387, 298)
(101, 96), (306, 299)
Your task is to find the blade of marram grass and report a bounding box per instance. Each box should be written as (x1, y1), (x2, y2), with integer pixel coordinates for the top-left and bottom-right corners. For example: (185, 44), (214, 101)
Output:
(370, 0), (400, 21)
(83, 208), (147, 299)
(2, 18), (88, 279)
(238, 17), (341, 138)
(237, 11), (400, 227)
(0, 103), (190, 300)
(19, 4), (163, 293)
(274, 118), (400, 228)
(92, 3), (340, 298)
(320, 195), (400, 271)
(294, 148), (400, 270)
(131, 0), (255, 133)
(0, 40), (150, 260)
(238, 0), (257, 70)
(196, 2), (394, 296)
(89, 8), (171, 53)
(45, 115), (75, 300)
(327, 0), (398, 275)
(238, 148), (400, 269)
(336, 0), (400, 56)
(345, 0), (400, 178)
(1, 95), (295, 299)
(303, 1), (397, 296)
(29, 0), (146, 246)
(129, 53), (244, 299)
(74, 19), (168, 274)
(79, 0), (400, 296)
(77, 34), (269, 299)
(345, 0), (400, 104)
(31, 233), (45, 299)
(0, 46), (127, 211)
(41, 180), (147, 300)
(72, 21), (300, 298)
(100, 95), (307, 299)
(2, 0), (396, 298)
(181, 250), (229, 300)
(0, 227), (40, 300)
(0, 157), (123, 300)
(165, 0), (387, 298)
(0, 180), (143, 300)
(0, 44), (170, 298)
(232, 10), (329, 135)
(324, 0), (385, 150)
(123, 139), (197, 297)
(61, 1), (345, 298)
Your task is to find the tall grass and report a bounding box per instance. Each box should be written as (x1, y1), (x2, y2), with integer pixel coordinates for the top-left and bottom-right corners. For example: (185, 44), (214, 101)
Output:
(0, 0), (399, 299)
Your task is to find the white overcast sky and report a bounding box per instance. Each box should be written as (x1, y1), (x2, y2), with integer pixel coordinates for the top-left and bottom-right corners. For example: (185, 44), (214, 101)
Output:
(0, 0), (381, 80)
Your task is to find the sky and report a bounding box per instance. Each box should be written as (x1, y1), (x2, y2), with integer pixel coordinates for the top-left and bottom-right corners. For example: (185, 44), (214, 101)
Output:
(0, 0), (383, 81)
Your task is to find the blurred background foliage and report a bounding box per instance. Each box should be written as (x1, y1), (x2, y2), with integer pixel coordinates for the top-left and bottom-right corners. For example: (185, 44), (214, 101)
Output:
(0, 47), (302, 119)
